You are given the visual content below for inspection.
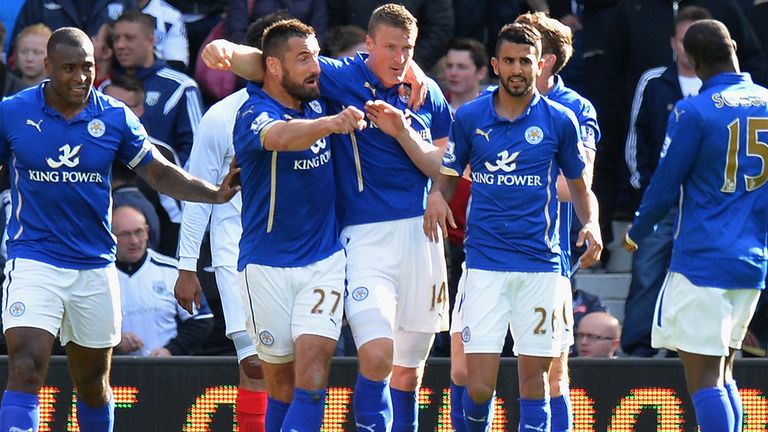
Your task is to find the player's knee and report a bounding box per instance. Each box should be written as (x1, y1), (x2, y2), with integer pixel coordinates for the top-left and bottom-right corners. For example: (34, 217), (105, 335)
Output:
(391, 366), (422, 391)
(240, 355), (265, 381)
(358, 340), (394, 380)
(466, 380), (495, 404)
(7, 354), (48, 391)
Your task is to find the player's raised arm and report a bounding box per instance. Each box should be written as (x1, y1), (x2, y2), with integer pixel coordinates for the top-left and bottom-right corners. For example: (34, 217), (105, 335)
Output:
(201, 39), (264, 82)
(134, 147), (241, 204)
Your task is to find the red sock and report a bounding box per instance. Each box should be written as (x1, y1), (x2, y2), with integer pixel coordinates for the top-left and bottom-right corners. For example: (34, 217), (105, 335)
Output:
(236, 387), (267, 432)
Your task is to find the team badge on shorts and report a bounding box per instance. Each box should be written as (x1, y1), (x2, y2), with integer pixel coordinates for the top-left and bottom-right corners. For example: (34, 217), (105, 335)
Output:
(87, 119), (106, 137)
(461, 326), (471, 343)
(9, 302), (25, 317)
(351, 286), (369, 301)
(524, 126), (544, 145)
(309, 100), (322, 114)
(259, 331), (275, 346)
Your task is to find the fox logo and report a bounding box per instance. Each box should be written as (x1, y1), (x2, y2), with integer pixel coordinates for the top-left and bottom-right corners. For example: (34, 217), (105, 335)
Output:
(46, 144), (83, 169)
(484, 150), (520, 173)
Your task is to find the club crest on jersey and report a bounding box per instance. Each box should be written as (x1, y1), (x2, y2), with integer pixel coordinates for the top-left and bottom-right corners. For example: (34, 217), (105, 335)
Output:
(145, 91), (161, 106)
(443, 140), (456, 163)
(525, 126), (544, 145)
(461, 326), (471, 343)
(87, 119), (106, 137)
(398, 85), (411, 104)
(9, 302), (25, 317)
(259, 331), (275, 346)
(351, 287), (369, 301)
(153, 281), (166, 295)
(309, 100), (322, 114)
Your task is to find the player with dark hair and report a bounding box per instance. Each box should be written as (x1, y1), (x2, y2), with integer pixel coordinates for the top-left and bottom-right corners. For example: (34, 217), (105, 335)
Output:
(624, 19), (768, 432)
(232, 18), (365, 432)
(0, 27), (239, 432)
(425, 22), (602, 432)
(200, 5), (452, 431)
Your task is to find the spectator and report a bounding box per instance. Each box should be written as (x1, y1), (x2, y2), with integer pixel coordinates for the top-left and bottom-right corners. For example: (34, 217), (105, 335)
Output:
(113, 206), (214, 356)
(327, 0), (454, 70)
(107, 10), (203, 167)
(11, 0), (137, 46)
(622, 6), (710, 358)
(443, 38), (488, 112)
(0, 22), (25, 97)
(139, 0), (189, 71)
(14, 24), (52, 88)
(575, 312), (622, 358)
(226, 0), (328, 45)
(324, 25), (367, 58)
(92, 22), (115, 88)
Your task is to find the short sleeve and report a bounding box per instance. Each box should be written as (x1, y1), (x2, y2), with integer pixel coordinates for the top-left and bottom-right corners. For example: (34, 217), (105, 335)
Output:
(441, 114), (470, 177)
(117, 107), (154, 169)
(233, 100), (284, 154)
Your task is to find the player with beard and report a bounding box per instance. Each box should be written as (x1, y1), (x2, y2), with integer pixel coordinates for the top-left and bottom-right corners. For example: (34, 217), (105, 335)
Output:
(200, 6), (452, 431)
(231, 19), (366, 432)
(424, 23), (602, 432)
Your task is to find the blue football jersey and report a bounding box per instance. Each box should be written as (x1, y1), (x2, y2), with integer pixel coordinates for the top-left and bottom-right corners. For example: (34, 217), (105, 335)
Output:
(546, 75), (601, 273)
(233, 82), (341, 270)
(0, 83), (154, 269)
(442, 90), (586, 272)
(629, 73), (768, 289)
(318, 54), (453, 227)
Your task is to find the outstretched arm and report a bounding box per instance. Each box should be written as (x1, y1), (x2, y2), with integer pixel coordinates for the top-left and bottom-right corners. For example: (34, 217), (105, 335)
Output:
(201, 39), (264, 82)
(133, 146), (240, 204)
(263, 106), (366, 151)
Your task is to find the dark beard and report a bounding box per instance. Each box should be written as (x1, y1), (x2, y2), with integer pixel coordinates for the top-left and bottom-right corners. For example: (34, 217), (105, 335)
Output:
(499, 76), (533, 97)
(282, 74), (321, 103)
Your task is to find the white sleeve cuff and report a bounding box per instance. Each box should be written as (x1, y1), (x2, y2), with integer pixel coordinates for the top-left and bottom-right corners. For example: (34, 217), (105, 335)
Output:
(177, 257), (199, 271)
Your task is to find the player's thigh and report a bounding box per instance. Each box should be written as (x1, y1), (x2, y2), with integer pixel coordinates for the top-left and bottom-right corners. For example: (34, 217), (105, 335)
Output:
(459, 269), (512, 355)
(291, 251), (345, 344)
(396, 218), (450, 334)
(342, 222), (399, 346)
(60, 264), (122, 349)
(2, 258), (69, 338)
(214, 265), (248, 336)
(652, 272), (760, 356)
(508, 272), (570, 357)
(240, 263), (296, 363)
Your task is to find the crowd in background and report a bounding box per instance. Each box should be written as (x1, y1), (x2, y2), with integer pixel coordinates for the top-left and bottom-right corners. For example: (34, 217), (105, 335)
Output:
(0, 0), (766, 360)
